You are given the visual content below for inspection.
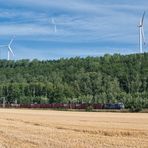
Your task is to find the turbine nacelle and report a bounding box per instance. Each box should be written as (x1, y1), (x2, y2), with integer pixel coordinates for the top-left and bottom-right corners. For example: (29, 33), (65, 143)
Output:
(138, 24), (142, 28)
(138, 12), (145, 27)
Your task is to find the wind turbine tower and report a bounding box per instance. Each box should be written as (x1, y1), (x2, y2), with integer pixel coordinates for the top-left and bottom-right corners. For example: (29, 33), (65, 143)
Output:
(138, 12), (146, 53)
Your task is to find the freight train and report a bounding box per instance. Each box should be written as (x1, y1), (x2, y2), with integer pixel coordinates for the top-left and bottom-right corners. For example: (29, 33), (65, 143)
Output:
(2, 102), (125, 110)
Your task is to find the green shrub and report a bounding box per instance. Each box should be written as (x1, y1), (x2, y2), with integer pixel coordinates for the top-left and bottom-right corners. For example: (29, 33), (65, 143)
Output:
(129, 103), (142, 112)
(85, 105), (93, 112)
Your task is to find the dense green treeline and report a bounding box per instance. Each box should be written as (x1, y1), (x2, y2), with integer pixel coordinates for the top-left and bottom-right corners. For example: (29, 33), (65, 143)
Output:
(0, 53), (148, 109)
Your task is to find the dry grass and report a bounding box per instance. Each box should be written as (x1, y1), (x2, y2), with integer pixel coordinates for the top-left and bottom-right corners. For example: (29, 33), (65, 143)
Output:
(0, 109), (148, 148)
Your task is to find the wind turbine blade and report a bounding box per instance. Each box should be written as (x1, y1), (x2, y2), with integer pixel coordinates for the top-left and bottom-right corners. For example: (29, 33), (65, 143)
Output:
(0, 45), (7, 47)
(8, 47), (14, 56)
(51, 18), (55, 24)
(51, 18), (57, 33)
(54, 24), (57, 33)
(142, 26), (146, 45)
(9, 36), (15, 46)
(141, 11), (145, 25)
(9, 38), (14, 46)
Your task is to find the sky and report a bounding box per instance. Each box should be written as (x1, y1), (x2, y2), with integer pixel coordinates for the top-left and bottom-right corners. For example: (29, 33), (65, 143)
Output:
(0, 0), (148, 60)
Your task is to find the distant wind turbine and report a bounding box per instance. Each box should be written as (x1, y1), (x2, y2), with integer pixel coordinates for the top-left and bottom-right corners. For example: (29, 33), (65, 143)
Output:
(138, 11), (146, 53)
(51, 18), (57, 33)
(0, 37), (15, 60)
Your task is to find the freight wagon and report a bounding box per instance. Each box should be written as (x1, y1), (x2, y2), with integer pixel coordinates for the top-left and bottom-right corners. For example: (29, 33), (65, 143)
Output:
(12, 103), (124, 110)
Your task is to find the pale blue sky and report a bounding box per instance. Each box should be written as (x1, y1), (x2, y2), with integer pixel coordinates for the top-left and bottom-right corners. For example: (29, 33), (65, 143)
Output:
(0, 0), (148, 60)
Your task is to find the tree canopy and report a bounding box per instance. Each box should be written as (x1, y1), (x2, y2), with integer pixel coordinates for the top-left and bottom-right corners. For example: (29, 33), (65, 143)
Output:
(0, 53), (148, 109)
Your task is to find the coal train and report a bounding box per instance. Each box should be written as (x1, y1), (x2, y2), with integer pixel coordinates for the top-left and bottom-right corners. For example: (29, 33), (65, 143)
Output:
(5, 102), (125, 110)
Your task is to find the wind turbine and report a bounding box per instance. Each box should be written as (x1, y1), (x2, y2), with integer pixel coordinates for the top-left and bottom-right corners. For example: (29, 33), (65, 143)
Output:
(51, 18), (57, 33)
(138, 11), (146, 53)
(0, 37), (15, 60)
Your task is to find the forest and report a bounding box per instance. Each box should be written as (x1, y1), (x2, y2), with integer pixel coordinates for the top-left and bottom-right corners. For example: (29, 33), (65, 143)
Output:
(0, 53), (148, 109)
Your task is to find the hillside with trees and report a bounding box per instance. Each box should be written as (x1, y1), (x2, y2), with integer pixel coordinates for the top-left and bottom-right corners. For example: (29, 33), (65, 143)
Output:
(0, 53), (148, 109)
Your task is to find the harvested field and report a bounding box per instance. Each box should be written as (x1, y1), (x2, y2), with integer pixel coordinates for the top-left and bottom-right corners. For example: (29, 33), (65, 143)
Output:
(0, 109), (148, 148)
